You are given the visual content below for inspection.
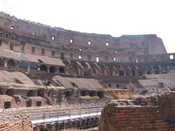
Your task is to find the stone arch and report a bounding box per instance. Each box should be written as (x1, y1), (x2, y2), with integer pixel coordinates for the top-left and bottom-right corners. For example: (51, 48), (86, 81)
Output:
(89, 91), (96, 97)
(40, 64), (48, 72)
(49, 66), (57, 73)
(60, 52), (64, 59)
(81, 90), (89, 96)
(59, 67), (65, 73)
(27, 90), (35, 97)
(97, 91), (104, 98)
(19, 61), (28, 69)
(37, 89), (45, 97)
(31, 63), (38, 70)
(7, 59), (16, 67)
(153, 65), (160, 74)
(64, 90), (73, 98)
(9, 43), (14, 50)
(119, 70), (124, 76)
(6, 89), (14, 96)
(132, 70), (136, 76)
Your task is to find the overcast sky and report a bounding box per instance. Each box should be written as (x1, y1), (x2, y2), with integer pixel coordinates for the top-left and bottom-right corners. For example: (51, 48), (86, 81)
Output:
(0, 0), (174, 53)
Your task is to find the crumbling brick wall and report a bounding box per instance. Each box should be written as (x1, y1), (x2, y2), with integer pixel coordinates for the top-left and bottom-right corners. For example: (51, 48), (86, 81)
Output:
(158, 92), (175, 122)
(99, 94), (175, 131)
(0, 114), (33, 131)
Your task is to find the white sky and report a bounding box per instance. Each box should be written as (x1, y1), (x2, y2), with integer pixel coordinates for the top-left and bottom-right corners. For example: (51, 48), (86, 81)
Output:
(0, 0), (175, 53)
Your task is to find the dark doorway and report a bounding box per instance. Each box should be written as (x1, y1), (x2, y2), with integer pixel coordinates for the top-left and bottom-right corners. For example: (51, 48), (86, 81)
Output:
(36, 101), (42, 106)
(40, 65), (48, 72)
(119, 70), (124, 76)
(59, 67), (65, 73)
(26, 101), (32, 107)
(49, 66), (56, 73)
(4, 102), (11, 109)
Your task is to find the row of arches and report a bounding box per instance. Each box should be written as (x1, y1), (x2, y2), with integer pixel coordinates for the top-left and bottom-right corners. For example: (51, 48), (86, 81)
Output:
(0, 58), (65, 74)
(66, 60), (175, 78)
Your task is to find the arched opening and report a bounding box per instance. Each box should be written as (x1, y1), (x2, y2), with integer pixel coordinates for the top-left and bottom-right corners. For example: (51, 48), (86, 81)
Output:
(36, 101), (42, 106)
(153, 66), (160, 74)
(59, 67), (65, 73)
(4, 102), (11, 109)
(37, 89), (45, 97)
(147, 70), (151, 74)
(138, 71), (143, 76)
(27, 90), (35, 97)
(78, 55), (82, 59)
(7, 59), (16, 67)
(116, 84), (120, 88)
(26, 100), (32, 107)
(0, 89), (3, 95)
(119, 70), (124, 76)
(96, 57), (99, 62)
(89, 91), (96, 97)
(70, 39), (73, 43)
(41, 48), (45, 55)
(170, 55), (174, 60)
(97, 91), (104, 98)
(31, 63), (38, 70)
(49, 66), (57, 73)
(40, 65), (48, 72)
(88, 41), (91, 45)
(51, 36), (55, 41)
(60, 52), (64, 59)
(19, 61), (28, 69)
(14, 96), (22, 103)
(81, 90), (89, 96)
(65, 91), (73, 98)
(0, 58), (4, 67)
(132, 70), (135, 76)
(6, 89), (14, 96)
(105, 42), (109, 46)
(113, 57), (116, 62)
(9, 43), (14, 50)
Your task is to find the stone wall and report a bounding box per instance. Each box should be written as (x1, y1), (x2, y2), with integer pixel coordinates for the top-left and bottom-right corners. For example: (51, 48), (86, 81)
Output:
(99, 93), (175, 131)
(0, 114), (33, 131)
(0, 12), (167, 63)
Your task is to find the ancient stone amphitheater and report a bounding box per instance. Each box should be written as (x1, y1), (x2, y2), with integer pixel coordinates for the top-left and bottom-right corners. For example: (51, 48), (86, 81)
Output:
(0, 12), (175, 131)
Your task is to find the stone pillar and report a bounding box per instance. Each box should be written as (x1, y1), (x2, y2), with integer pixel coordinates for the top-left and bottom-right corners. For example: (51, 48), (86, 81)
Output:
(4, 59), (7, 68)
(27, 63), (31, 73)
(47, 65), (50, 73)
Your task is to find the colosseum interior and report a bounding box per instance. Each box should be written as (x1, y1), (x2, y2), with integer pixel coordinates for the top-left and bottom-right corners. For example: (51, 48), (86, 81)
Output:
(0, 12), (175, 131)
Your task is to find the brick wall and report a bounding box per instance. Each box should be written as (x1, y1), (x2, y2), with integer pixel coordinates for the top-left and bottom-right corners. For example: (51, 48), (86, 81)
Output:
(0, 114), (33, 131)
(99, 96), (175, 131)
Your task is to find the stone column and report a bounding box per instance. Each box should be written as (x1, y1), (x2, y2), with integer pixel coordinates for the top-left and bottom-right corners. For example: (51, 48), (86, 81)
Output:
(27, 63), (31, 73)
(4, 59), (7, 68)
(47, 65), (50, 73)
